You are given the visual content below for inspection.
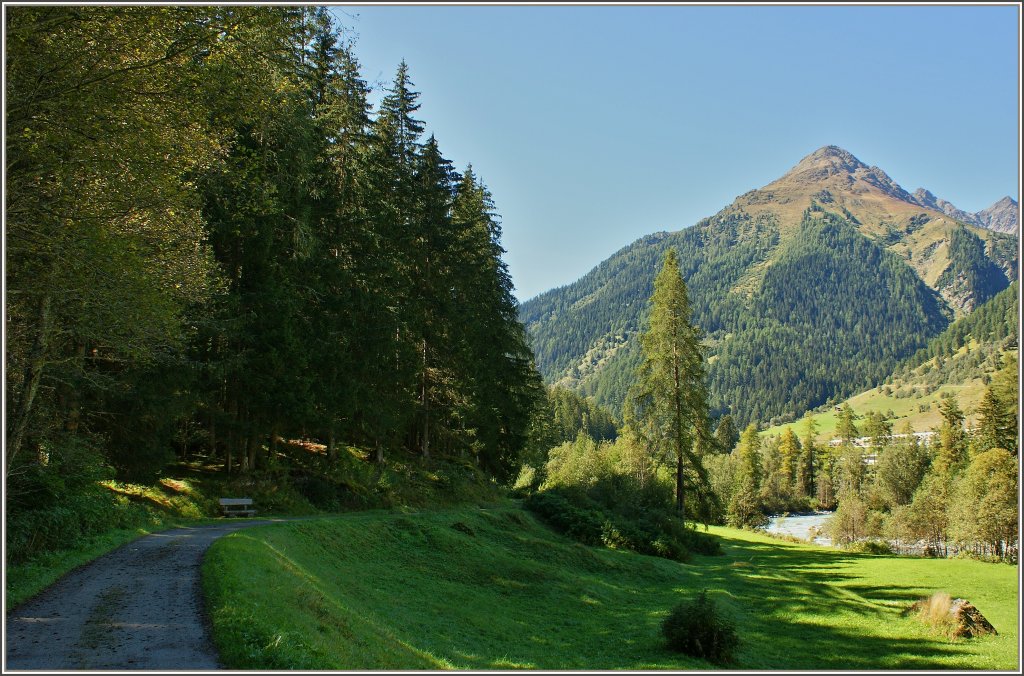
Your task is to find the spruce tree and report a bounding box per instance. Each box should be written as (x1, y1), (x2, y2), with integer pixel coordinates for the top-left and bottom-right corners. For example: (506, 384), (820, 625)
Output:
(836, 403), (859, 443)
(975, 385), (1016, 456)
(936, 396), (968, 476)
(713, 414), (739, 454)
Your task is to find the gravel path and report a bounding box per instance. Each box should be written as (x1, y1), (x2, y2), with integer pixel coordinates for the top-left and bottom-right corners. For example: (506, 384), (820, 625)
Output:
(5, 519), (285, 671)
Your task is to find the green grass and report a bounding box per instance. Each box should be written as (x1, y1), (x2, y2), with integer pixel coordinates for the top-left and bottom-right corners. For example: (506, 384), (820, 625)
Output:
(202, 504), (1019, 670)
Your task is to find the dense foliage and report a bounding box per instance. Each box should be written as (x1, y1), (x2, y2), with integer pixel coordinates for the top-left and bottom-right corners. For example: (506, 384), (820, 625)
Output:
(705, 351), (1018, 561)
(5, 7), (542, 525)
(521, 433), (720, 561)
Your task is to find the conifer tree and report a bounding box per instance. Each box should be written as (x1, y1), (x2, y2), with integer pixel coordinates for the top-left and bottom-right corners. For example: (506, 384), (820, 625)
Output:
(974, 386), (1016, 456)
(728, 423), (767, 528)
(836, 403), (859, 443)
(935, 396), (968, 476)
(796, 413), (818, 499)
(713, 414), (740, 454)
(989, 352), (1018, 456)
(778, 427), (801, 496)
(626, 249), (712, 517)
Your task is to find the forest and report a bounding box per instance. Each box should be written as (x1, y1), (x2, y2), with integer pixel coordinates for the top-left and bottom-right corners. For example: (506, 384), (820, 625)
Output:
(5, 6), (541, 530)
(6, 4), (1020, 565)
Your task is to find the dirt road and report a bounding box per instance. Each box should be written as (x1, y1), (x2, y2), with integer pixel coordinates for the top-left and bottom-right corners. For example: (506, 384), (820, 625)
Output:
(5, 519), (283, 671)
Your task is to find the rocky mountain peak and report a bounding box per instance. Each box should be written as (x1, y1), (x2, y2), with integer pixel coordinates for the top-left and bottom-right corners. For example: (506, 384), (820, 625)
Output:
(786, 145), (867, 179)
(911, 188), (975, 224)
(976, 196), (1019, 235)
(774, 145), (914, 203)
(912, 188), (939, 208)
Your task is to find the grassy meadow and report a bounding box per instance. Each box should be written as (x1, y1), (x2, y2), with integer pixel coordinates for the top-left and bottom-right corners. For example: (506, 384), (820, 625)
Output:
(762, 379), (987, 444)
(202, 503), (1019, 670)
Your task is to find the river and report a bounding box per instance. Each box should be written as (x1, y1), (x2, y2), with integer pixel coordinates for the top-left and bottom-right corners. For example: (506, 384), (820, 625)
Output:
(765, 511), (834, 546)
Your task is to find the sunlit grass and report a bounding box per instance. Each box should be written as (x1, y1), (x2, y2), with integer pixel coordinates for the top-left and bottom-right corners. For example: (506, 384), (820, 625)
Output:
(203, 505), (1018, 670)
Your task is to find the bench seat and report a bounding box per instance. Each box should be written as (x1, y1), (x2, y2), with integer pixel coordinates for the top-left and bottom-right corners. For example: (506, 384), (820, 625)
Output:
(219, 497), (256, 517)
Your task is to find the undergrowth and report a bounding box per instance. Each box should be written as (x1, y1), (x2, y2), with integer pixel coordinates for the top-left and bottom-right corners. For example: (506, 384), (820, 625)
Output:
(524, 486), (721, 561)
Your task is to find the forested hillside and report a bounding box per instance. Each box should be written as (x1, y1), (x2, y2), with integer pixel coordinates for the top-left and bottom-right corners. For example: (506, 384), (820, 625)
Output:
(521, 147), (1018, 428)
(5, 6), (541, 511)
(762, 281), (1019, 443)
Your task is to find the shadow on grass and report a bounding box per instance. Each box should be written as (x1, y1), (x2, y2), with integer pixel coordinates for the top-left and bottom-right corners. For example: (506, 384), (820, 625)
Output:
(404, 524), (978, 670)
(221, 509), (984, 671)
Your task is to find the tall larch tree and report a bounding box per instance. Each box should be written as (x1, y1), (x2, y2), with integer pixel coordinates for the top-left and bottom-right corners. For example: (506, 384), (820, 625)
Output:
(625, 249), (713, 518)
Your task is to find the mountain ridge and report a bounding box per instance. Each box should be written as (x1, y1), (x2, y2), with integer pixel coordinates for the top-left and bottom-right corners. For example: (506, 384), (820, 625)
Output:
(521, 145), (1018, 427)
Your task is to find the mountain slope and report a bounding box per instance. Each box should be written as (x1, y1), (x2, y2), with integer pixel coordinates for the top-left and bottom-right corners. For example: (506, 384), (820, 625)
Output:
(521, 146), (1018, 428)
(762, 281), (1019, 442)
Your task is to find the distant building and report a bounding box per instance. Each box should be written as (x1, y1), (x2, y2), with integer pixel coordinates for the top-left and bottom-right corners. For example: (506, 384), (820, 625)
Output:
(828, 431), (936, 451)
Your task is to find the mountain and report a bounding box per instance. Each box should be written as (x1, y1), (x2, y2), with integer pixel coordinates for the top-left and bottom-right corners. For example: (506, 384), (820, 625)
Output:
(911, 188), (976, 225)
(975, 196), (1019, 235)
(911, 189), (1018, 236)
(521, 146), (1018, 429)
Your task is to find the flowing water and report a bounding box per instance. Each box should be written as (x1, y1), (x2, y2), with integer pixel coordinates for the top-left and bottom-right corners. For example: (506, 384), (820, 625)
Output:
(765, 511), (834, 546)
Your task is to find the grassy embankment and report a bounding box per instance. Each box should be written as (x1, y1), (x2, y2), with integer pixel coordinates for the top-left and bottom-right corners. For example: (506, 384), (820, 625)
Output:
(203, 504), (1019, 670)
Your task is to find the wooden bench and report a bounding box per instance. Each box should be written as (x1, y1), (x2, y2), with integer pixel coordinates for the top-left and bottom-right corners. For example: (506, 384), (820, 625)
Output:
(219, 497), (256, 518)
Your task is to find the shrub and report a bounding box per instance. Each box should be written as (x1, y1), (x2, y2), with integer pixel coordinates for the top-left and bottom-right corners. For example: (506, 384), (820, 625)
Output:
(662, 590), (739, 664)
(846, 539), (893, 555)
(524, 488), (721, 561)
(523, 489), (605, 546)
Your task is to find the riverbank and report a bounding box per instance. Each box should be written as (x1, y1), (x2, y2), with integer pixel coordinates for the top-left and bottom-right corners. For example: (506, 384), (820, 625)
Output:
(766, 511), (834, 546)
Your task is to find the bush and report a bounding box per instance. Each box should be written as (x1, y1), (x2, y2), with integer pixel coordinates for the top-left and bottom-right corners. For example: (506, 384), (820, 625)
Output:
(523, 489), (605, 546)
(524, 487), (722, 562)
(846, 539), (893, 555)
(662, 590), (739, 664)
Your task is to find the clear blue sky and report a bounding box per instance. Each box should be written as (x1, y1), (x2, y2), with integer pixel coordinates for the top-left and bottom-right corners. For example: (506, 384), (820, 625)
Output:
(328, 3), (1020, 302)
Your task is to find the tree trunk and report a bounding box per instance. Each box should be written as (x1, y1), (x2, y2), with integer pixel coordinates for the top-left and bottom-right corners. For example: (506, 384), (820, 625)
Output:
(247, 427), (258, 473)
(672, 344), (685, 516)
(209, 413), (217, 465)
(7, 293), (52, 469)
(422, 360), (430, 461)
(63, 342), (86, 433)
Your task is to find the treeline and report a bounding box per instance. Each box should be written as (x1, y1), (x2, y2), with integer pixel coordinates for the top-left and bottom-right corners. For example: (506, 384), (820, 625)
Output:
(706, 354), (1019, 561)
(5, 5), (541, 506)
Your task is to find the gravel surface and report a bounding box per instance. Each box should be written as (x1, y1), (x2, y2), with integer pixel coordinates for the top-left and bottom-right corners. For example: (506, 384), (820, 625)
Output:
(5, 519), (284, 671)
